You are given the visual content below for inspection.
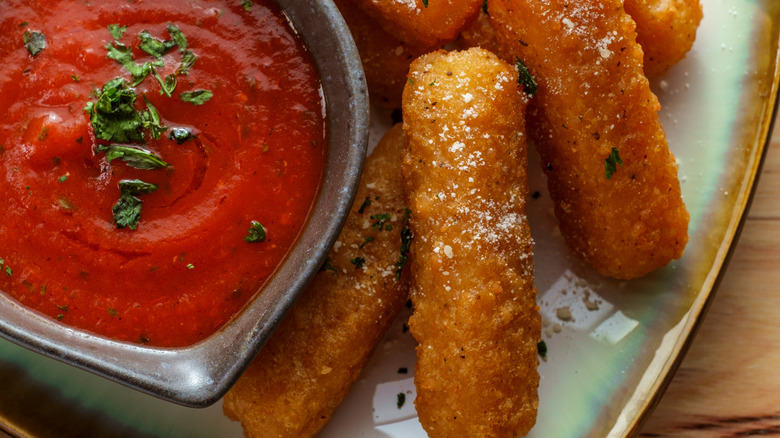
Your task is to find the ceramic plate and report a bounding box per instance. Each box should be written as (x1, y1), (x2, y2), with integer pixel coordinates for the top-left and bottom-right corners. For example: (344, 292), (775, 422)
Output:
(0, 0), (778, 437)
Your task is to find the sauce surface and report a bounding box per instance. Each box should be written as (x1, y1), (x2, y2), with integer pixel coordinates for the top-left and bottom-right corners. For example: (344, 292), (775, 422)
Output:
(0, 0), (326, 347)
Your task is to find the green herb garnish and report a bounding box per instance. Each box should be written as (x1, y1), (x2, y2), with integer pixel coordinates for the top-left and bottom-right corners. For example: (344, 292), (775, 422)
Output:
(242, 0), (253, 11)
(180, 89), (213, 105)
(168, 127), (195, 144)
(394, 208), (412, 280)
(167, 23), (188, 52)
(140, 96), (168, 140)
(112, 179), (158, 230)
(107, 24), (127, 40)
(151, 68), (177, 97)
(177, 50), (198, 75)
(97, 144), (169, 169)
(422, 0), (428, 7)
(23, 30), (46, 56)
(359, 236), (375, 249)
(537, 340), (548, 358)
(350, 257), (366, 270)
(86, 78), (145, 143)
(370, 213), (392, 231)
(482, 0), (488, 14)
(397, 392), (406, 409)
(58, 174), (68, 183)
(244, 221), (266, 243)
(139, 30), (177, 58)
(515, 57), (537, 97)
(321, 257), (338, 273)
(605, 147), (623, 179)
(358, 196), (371, 214)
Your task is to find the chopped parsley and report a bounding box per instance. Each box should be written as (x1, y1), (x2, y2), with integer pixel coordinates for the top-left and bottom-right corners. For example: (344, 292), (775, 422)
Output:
(177, 50), (198, 75)
(482, 0), (488, 14)
(370, 213), (392, 231)
(394, 208), (412, 280)
(107, 24), (127, 40)
(242, 0), (253, 11)
(112, 179), (159, 230)
(23, 30), (46, 56)
(167, 24), (188, 52)
(359, 236), (375, 249)
(244, 221), (266, 243)
(97, 144), (169, 170)
(357, 196), (371, 214)
(85, 78), (145, 143)
(71, 74), (80, 82)
(396, 392), (406, 409)
(108, 308), (119, 317)
(139, 30), (177, 58)
(604, 147), (623, 179)
(515, 57), (537, 97)
(422, 0), (428, 7)
(140, 96), (168, 140)
(169, 127), (195, 144)
(180, 89), (213, 105)
(537, 340), (548, 358)
(350, 257), (366, 270)
(320, 257), (338, 273)
(58, 174), (68, 183)
(151, 68), (178, 97)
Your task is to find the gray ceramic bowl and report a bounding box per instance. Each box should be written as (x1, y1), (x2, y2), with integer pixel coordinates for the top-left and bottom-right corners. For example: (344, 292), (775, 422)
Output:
(0, 0), (367, 407)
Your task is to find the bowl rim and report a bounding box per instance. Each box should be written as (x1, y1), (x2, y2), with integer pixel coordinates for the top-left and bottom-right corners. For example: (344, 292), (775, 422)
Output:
(0, 0), (368, 408)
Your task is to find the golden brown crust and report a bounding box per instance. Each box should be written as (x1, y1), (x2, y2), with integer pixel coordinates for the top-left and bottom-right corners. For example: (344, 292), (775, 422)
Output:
(402, 48), (539, 437)
(346, 0), (483, 49)
(222, 124), (410, 438)
(333, 0), (427, 108)
(457, 10), (501, 54)
(625, 0), (703, 77)
(489, 0), (689, 279)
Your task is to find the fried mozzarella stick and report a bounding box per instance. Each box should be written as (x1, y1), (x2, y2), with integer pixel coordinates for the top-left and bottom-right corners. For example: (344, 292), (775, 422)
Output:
(403, 48), (540, 437)
(223, 124), (410, 438)
(333, 0), (427, 108)
(625, 0), (702, 77)
(347, 0), (483, 49)
(489, 0), (689, 279)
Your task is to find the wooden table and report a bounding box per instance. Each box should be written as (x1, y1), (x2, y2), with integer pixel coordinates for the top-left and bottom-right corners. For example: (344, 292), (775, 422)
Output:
(638, 110), (780, 435)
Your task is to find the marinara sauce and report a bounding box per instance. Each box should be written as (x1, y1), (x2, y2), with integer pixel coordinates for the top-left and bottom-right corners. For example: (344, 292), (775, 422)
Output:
(0, 0), (326, 347)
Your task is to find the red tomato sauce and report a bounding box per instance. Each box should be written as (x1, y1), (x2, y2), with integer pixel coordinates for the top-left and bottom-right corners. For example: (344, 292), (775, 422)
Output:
(0, 0), (326, 347)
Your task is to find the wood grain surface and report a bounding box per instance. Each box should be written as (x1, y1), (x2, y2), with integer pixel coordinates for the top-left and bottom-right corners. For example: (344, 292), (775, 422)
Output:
(637, 111), (780, 436)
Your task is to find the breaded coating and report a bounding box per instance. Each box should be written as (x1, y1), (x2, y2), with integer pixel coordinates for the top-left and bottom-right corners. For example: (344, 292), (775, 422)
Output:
(625, 0), (702, 77)
(402, 48), (540, 438)
(223, 124), (410, 438)
(333, 0), (427, 108)
(457, 10), (501, 54)
(489, 0), (689, 279)
(347, 0), (483, 49)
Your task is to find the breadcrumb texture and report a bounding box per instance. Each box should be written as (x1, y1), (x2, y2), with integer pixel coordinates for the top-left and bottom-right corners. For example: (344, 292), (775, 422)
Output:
(334, 0), (426, 107)
(457, 10), (501, 54)
(625, 0), (703, 77)
(402, 48), (540, 438)
(222, 125), (410, 438)
(489, 0), (689, 279)
(347, 0), (483, 49)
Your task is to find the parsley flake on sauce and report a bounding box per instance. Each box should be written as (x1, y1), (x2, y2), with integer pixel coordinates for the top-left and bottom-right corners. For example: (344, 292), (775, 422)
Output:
(245, 221), (267, 243)
(242, 0), (253, 11)
(605, 147), (623, 179)
(97, 144), (169, 170)
(107, 24), (127, 40)
(140, 96), (168, 140)
(177, 50), (198, 75)
(86, 78), (146, 143)
(112, 179), (159, 230)
(139, 30), (177, 58)
(169, 127), (195, 144)
(23, 30), (47, 56)
(515, 57), (537, 97)
(180, 89), (213, 105)
(167, 23), (188, 52)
